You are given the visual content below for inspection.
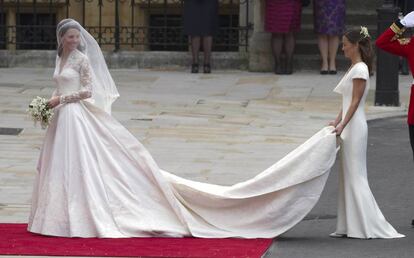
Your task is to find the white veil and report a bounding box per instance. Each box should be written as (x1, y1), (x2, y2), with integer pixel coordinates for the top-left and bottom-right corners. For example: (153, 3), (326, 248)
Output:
(56, 19), (119, 114)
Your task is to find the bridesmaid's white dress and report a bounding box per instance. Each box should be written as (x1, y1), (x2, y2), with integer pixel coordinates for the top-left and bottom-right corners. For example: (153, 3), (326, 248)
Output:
(29, 49), (337, 238)
(332, 62), (404, 239)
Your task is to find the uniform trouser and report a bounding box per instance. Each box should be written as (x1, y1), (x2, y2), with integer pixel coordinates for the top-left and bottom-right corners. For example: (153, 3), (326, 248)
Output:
(409, 125), (414, 161)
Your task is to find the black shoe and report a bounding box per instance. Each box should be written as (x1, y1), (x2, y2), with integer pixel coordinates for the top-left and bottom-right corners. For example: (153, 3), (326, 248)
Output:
(203, 64), (211, 74)
(285, 58), (293, 75)
(191, 63), (199, 73)
(411, 219), (414, 227)
(274, 61), (283, 74)
(329, 70), (337, 75)
(320, 70), (329, 75)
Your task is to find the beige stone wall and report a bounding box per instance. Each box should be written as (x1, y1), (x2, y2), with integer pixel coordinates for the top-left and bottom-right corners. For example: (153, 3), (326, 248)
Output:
(3, 0), (250, 52)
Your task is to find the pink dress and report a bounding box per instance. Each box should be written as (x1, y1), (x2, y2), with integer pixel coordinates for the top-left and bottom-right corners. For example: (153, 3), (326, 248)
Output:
(265, 0), (302, 33)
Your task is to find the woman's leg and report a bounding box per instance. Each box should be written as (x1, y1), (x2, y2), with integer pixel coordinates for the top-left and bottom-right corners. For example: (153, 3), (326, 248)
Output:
(271, 33), (284, 74)
(284, 32), (296, 74)
(190, 36), (201, 64)
(318, 34), (329, 73)
(202, 36), (213, 73)
(190, 36), (201, 73)
(328, 35), (340, 73)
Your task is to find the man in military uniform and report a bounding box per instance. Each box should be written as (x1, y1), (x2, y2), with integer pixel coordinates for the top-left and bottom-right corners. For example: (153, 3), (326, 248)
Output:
(376, 11), (414, 227)
(395, 0), (414, 74)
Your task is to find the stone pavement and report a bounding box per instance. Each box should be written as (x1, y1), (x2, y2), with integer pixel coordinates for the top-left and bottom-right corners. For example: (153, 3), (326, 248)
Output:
(0, 68), (412, 257)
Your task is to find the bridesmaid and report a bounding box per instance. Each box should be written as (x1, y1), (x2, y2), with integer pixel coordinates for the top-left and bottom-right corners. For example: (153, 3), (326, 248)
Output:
(329, 27), (404, 239)
(313, 0), (346, 74)
(265, 0), (302, 74)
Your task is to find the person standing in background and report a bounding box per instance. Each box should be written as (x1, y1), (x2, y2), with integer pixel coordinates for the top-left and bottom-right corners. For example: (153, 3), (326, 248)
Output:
(183, 0), (219, 74)
(313, 0), (346, 74)
(395, 0), (414, 75)
(376, 11), (414, 228)
(265, 0), (302, 75)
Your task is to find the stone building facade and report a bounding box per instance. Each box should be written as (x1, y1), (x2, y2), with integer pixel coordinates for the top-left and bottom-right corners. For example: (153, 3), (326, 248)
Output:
(0, 0), (385, 71)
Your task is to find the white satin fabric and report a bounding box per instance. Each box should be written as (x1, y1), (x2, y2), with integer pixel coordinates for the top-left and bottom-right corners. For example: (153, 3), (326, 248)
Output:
(333, 62), (404, 239)
(28, 59), (340, 238)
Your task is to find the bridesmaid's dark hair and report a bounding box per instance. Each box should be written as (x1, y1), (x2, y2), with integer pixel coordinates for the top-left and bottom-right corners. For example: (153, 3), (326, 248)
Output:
(57, 22), (83, 57)
(343, 28), (374, 75)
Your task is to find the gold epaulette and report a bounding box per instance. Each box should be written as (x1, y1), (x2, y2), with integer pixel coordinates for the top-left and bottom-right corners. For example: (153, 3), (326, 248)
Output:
(390, 22), (405, 35)
(397, 38), (411, 45)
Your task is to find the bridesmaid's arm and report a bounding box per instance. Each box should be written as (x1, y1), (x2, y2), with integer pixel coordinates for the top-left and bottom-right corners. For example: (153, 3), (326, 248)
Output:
(329, 109), (343, 127)
(335, 79), (366, 135)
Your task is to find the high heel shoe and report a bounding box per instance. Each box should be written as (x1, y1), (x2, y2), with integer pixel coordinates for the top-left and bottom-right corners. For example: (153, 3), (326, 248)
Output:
(285, 58), (293, 75)
(191, 63), (199, 73)
(203, 64), (211, 74)
(274, 60), (283, 74)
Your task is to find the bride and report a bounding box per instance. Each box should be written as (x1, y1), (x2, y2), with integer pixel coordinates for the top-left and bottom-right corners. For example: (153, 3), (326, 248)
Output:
(28, 19), (344, 238)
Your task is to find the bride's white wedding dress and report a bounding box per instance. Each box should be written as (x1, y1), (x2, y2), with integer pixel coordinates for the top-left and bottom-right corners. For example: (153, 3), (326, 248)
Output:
(28, 49), (339, 238)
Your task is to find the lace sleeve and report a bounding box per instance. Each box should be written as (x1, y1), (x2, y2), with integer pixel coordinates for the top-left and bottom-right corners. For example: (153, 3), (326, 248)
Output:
(59, 56), (93, 104)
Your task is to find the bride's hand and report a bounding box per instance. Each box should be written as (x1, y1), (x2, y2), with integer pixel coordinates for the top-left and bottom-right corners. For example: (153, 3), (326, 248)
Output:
(47, 96), (60, 109)
(334, 124), (344, 136)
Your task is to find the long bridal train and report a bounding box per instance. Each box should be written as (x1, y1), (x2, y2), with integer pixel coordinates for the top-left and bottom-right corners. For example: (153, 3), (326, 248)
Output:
(28, 99), (338, 238)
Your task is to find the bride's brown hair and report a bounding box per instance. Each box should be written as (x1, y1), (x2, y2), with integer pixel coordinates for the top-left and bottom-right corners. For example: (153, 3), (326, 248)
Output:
(343, 28), (374, 75)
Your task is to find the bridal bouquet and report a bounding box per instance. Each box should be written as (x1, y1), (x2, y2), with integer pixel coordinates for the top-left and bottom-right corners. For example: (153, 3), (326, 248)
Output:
(27, 96), (54, 129)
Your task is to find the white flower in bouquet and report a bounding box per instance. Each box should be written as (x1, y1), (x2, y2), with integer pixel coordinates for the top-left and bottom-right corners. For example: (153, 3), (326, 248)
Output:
(27, 96), (54, 129)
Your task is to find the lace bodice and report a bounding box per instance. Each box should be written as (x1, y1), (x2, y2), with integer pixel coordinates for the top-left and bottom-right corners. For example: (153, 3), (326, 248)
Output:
(53, 49), (92, 104)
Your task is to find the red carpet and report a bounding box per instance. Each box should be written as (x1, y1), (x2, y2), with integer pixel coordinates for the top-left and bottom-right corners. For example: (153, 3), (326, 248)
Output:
(0, 224), (273, 257)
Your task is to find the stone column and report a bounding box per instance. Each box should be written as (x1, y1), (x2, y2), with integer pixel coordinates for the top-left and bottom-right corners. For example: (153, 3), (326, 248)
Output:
(7, 8), (16, 51)
(238, 0), (252, 53)
(248, 0), (272, 72)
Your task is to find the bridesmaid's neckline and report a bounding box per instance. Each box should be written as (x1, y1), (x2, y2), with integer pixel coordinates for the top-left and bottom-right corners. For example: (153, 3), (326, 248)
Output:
(346, 61), (364, 74)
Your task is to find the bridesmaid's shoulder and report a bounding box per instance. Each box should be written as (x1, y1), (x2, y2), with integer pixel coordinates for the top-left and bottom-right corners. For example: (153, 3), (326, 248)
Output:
(353, 62), (369, 72)
(355, 62), (368, 68)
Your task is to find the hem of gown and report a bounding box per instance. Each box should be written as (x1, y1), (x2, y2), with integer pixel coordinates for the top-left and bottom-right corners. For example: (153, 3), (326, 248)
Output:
(27, 228), (188, 238)
(27, 228), (119, 238)
(332, 231), (405, 239)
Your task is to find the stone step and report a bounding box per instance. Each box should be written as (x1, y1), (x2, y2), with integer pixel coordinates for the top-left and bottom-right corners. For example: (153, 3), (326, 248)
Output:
(0, 50), (249, 70)
(293, 54), (351, 71)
